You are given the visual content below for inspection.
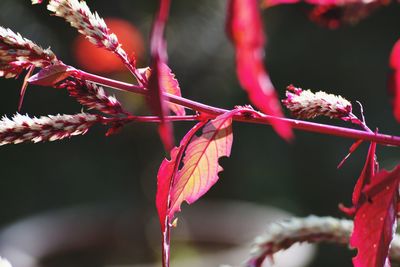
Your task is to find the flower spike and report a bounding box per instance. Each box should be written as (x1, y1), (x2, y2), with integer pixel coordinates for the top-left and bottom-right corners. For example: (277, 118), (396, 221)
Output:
(283, 84), (352, 120)
(0, 26), (58, 78)
(47, 0), (124, 55)
(0, 113), (99, 145)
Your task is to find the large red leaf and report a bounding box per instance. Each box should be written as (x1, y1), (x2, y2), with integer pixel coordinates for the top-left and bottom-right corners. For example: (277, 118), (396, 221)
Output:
(156, 111), (236, 227)
(226, 0), (292, 141)
(156, 111), (235, 267)
(389, 39), (400, 123)
(156, 121), (207, 233)
(156, 121), (206, 267)
(168, 111), (234, 219)
(351, 166), (400, 267)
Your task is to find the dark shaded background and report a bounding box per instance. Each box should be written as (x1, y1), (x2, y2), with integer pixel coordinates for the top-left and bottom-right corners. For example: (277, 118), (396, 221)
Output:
(0, 1), (399, 266)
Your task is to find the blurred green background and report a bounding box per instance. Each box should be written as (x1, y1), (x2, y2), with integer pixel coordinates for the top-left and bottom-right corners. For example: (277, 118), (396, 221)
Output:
(0, 1), (399, 266)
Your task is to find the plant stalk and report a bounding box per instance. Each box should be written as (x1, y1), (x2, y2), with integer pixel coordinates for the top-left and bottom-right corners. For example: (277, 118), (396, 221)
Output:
(79, 70), (400, 147)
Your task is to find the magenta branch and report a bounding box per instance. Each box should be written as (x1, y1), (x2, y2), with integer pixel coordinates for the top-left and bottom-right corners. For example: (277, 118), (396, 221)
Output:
(77, 69), (400, 147)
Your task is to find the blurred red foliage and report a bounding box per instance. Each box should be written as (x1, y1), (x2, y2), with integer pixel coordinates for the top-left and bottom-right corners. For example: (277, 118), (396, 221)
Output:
(73, 18), (145, 73)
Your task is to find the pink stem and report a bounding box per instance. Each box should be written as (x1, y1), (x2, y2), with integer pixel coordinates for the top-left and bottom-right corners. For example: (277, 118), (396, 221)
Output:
(78, 70), (400, 147)
(238, 115), (400, 147)
(78, 70), (145, 94)
(101, 115), (198, 124)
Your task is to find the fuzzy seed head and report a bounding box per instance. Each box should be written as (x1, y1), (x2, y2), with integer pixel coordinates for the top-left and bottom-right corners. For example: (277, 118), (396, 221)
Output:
(58, 79), (129, 116)
(0, 113), (99, 145)
(245, 216), (353, 267)
(0, 26), (58, 78)
(47, 0), (123, 54)
(283, 84), (352, 120)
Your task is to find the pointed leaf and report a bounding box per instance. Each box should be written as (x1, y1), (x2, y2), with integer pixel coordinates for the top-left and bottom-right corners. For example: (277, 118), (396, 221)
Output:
(168, 111), (235, 220)
(156, 120), (207, 267)
(160, 63), (185, 116)
(340, 142), (376, 216)
(226, 0), (292, 141)
(28, 64), (75, 86)
(352, 142), (377, 207)
(351, 166), (400, 267)
(157, 146), (180, 232)
(156, 121), (206, 232)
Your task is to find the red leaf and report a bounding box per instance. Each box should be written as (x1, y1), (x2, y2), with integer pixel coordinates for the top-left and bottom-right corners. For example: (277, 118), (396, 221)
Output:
(339, 142), (376, 216)
(226, 0), (292, 141)
(351, 166), (400, 267)
(147, 60), (174, 151)
(155, 120), (206, 267)
(390, 39), (400, 70)
(352, 142), (377, 207)
(389, 39), (400, 122)
(148, 0), (174, 152)
(28, 64), (75, 86)
(160, 63), (185, 116)
(156, 121), (206, 233)
(168, 111), (235, 219)
(142, 64), (185, 116)
(156, 111), (236, 229)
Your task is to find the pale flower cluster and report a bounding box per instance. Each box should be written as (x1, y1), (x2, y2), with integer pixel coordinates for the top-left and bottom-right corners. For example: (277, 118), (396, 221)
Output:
(283, 85), (352, 120)
(59, 80), (128, 116)
(0, 113), (99, 145)
(47, 0), (121, 52)
(245, 216), (353, 266)
(0, 26), (57, 78)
